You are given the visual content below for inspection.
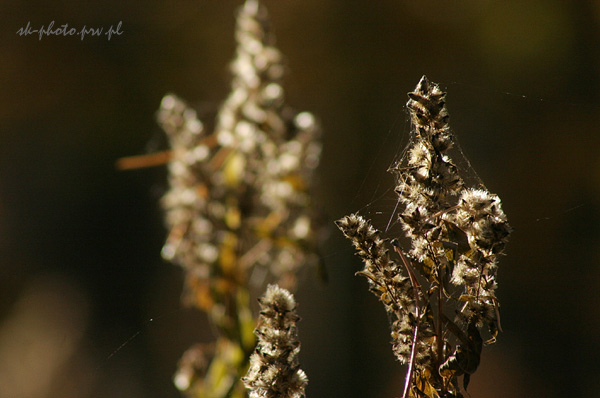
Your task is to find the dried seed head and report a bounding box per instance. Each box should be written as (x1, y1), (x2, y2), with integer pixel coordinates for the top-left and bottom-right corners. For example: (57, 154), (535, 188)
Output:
(159, 0), (323, 302)
(338, 76), (511, 396)
(406, 75), (452, 151)
(336, 215), (432, 365)
(244, 285), (307, 398)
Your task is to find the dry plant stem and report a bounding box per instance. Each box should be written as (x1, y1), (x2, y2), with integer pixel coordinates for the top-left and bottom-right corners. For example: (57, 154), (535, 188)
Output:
(397, 247), (421, 398)
(403, 323), (419, 398)
(115, 150), (172, 170)
(424, 240), (445, 373)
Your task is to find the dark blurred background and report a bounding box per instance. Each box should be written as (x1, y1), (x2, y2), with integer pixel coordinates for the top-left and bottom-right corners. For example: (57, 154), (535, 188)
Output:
(2, 1), (600, 397)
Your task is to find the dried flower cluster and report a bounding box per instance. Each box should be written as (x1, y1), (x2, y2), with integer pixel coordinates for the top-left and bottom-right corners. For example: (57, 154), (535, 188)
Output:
(156, 1), (321, 397)
(335, 214), (434, 369)
(160, 0), (321, 314)
(243, 284), (307, 398)
(338, 76), (511, 397)
(137, 1), (513, 397)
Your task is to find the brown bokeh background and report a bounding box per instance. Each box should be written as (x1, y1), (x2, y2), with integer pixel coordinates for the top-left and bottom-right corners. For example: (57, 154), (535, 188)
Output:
(2, 1), (600, 397)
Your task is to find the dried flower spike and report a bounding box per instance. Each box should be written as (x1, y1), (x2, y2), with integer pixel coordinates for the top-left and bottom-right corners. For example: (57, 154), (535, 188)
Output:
(243, 284), (307, 398)
(155, 1), (322, 397)
(159, 0), (322, 312)
(338, 76), (511, 397)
